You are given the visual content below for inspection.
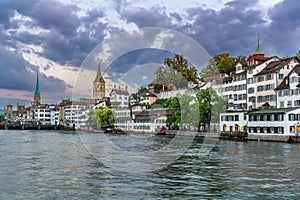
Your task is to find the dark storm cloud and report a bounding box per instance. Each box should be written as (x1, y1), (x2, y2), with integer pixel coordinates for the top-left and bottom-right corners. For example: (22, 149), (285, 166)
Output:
(120, 0), (299, 57)
(267, 0), (300, 56)
(120, 1), (267, 56)
(121, 6), (173, 27)
(186, 2), (267, 56)
(0, 46), (67, 94)
(0, 0), (109, 66)
(13, 0), (81, 36)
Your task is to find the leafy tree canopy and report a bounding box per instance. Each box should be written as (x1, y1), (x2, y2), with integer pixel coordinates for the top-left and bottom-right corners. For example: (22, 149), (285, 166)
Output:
(88, 107), (115, 129)
(138, 87), (149, 94)
(297, 50), (300, 59)
(201, 53), (242, 78)
(154, 54), (199, 91)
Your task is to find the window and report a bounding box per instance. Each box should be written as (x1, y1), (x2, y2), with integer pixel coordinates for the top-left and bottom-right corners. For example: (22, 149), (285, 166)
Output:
(279, 74), (284, 79)
(258, 76), (264, 82)
(248, 87), (254, 94)
(266, 74), (273, 80)
(249, 96), (256, 102)
(287, 101), (292, 107)
(257, 96), (263, 102)
(257, 86), (264, 92)
(290, 76), (298, 83)
(295, 100), (300, 107)
(235, 115), (239, 121)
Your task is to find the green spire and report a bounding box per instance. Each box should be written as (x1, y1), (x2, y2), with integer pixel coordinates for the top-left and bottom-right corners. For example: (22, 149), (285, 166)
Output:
(34, 70), (40, 98)
(255, 34), (264, 54)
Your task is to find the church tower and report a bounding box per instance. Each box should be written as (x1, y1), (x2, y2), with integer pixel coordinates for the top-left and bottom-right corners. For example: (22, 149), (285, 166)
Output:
(93, 62), (106, 100)
(33, 70), (41, 105)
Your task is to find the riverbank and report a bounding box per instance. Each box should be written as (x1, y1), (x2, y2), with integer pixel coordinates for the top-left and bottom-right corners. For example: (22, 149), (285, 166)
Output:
(0, 123), (75, 131)
(1, 125), (299, 143)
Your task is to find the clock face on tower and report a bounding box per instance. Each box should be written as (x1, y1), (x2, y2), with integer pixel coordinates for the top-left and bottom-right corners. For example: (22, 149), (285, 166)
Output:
(96, 82), (104, 91)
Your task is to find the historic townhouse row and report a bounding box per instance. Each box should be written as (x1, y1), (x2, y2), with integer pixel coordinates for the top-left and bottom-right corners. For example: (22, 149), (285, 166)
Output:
(219, 40), (300, 138)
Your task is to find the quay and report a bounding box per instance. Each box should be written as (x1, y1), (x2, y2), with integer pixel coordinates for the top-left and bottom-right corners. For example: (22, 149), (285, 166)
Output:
(0, 123), (75, 131)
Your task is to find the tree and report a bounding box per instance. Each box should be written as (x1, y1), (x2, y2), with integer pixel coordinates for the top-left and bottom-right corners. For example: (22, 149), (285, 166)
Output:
(213, 53), (236, 75)
(153, 83), (162, 93)
(164, 54), (198, 83)
(138, 87), (148, 94)
(200, 59), (219, 78)
(88, 107), (115, 128)
(87, 110), (98, 129)
(195, 88), (226, 132)
(0, 114), (4, 122)
(154, 54), (199, 90)
(201, 53), (238, 77)
(196, 89), (212, 131)
(164, 96), (181, 129)
(297, 50), (300, 59)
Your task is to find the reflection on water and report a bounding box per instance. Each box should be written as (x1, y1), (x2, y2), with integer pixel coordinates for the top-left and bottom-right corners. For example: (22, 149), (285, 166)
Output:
(0, 130), (300, 199)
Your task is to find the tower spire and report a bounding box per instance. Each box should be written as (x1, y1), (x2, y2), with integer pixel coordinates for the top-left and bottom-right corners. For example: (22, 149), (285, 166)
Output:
(94, 61), (105, 83)
(34, 70), (41, 105)
(255, 34), (263, 54)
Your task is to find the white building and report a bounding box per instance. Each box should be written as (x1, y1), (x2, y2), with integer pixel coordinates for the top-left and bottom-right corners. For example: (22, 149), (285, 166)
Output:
(254, 57), (298, 109)
(247, 108), (300, 136)
(132, 108), (168, 133)
(276, 64), (300, 108)
(113, 107), (132, 131)
(31, 104), (59, 125)
(246, 56), (279, 110)
(64, 101), (91, 129)
(220, 111), (248, 132)
(109, 86), (129, 108)
(230, 62), (247, 110)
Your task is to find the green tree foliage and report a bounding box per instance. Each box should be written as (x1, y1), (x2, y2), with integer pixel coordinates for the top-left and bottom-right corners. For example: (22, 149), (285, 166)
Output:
(154, 54), (199, 91)
(138, 87), (148, 94)
(164, 54), (198, 83)
(87, 110), (98, 129)
(177, 93), (199, 127)
(213, 53), (236, 74)
(0, 114), (4, 122)
(164, 96), (181, 129)
(200, 59), (219, 78)
(88, 107), (115, 128)
(148, 98), (168, 109)
(201, 53), (238, 77)
(153, 83), (162, 93)
(195, 88), (227, 131)
(236, 55), (247, 64)
(297, 50), (300, 59)
(196, 89), (212, 131)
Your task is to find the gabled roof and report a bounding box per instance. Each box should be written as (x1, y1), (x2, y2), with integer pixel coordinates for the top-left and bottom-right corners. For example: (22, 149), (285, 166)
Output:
(254, 57), (296, 76)
(110, 89), (129, 96)
(222, 76), (232, 83)
(275, 64), (300, 91)
(248, 107), (298, 115)
(134, 108), (169, 120)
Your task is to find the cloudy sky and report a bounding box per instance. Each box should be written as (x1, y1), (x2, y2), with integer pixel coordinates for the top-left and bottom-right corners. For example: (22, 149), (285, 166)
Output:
(0, 0), (299, 108)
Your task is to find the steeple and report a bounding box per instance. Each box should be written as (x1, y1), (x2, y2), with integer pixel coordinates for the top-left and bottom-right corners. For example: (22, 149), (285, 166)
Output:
(93, 62), (106, 100)
(255, 34), (264, 55)
(34, 70), (41, 105)
(94, 62), (105, 83)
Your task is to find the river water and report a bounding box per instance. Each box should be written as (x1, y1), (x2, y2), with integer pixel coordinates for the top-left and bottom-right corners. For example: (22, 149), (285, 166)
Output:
(1, 130), (300, 199)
